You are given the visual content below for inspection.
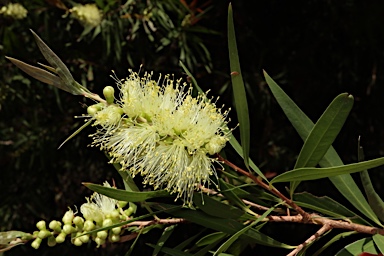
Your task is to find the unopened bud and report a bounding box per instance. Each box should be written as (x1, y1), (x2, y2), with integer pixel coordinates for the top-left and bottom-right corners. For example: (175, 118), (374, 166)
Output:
(102, 218), (113, 227)
(109, 234), (120, 243)
(31, 237), (42, 249)
(103, 86), (115, 104)
(47, 236), (57, 247)
(72, 237), (83, 246)
(111, 226), (121, 235)
(97, 230), (108, 240)
(62, 224), (76, 235)
(62, 209), (74, 224)
(49, 220), (62, 232)
(83, 220), (95, 231)
(36, 220), (46, 230)
(79, 233), (90, 243)
(55, 232), (67, 243)
(95, 237), (105, 247)
(73, 216), (84, 229)
(37, 230), (51, 239)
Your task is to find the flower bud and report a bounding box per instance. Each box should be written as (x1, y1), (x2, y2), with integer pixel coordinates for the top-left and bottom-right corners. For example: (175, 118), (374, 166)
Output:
(109, 234), (120, 243)
(47, 236), (57, 247)
(124, 207), (134, 217)
(73, 216), (84, 229)
(62, 224), (76, 235)
(103, 86), (115, 104)
(83, 220), (96, 231)
(111, 226), (121, 235)
(36, 220), (46, 230)
(49, 220), (62, 232)
(95, 237), (105, 248)
(102, 218), (113, 227)
(79, 233), (90, 243)
(62, 209), (74, 224)
(37, 230), (51, 239)
(72, 237), (83, 246)
(109, 209), (120, 221)
(97, 230), (108, 240)
(55, 232), (67, 243)
(31, 237), (42, 249)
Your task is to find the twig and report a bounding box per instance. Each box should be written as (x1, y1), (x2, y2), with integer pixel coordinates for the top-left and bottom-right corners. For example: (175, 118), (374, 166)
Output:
(217, 154), (312, 221)
(287, 224), (331, 256)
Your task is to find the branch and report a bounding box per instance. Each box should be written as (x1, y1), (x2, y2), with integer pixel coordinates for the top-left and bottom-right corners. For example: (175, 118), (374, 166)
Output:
(217, 154), (311, 221)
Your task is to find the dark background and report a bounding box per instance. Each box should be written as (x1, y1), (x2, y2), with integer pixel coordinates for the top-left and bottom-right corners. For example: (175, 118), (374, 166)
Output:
(2, 0), (384, 255)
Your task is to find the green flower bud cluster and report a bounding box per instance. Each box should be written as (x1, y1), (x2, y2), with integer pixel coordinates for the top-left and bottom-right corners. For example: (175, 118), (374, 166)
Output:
(30, 200), (134, 249)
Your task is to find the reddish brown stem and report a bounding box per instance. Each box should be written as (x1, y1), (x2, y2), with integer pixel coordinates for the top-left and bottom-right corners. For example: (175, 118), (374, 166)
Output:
(217, 154), (311, 221)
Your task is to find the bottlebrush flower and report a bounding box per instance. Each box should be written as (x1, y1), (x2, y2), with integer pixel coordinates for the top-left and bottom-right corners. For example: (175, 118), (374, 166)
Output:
(70, 3), (102, 28)
(0, 3), (28, 20)
(89, 70), (232, 206)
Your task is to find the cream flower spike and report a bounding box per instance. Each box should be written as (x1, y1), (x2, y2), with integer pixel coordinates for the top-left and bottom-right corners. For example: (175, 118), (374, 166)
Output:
(90, 70), (232, 206)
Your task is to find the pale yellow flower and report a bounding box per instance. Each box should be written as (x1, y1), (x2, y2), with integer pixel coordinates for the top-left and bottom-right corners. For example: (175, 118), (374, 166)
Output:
(70, 4), (102, 28)
(0, 3), (28, 20)
(90, 71), (231, 206)
(80, 182), (118, 223)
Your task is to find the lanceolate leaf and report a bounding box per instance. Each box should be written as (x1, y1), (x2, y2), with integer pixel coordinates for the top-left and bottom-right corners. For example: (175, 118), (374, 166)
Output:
(335, 237), (378, 256)
(228, 3), (250, 169)
(358, 141), (384, 222)
(83, 183), (170, 202)
(150, 203), (294, 249)
(290, 93), (354, 195)
(294, 192), (370, 225)
(270, 156), (384, 184)
(373, 234), (384, 254)
(263, 70), (381, 226)
(313, 231), (356, 256)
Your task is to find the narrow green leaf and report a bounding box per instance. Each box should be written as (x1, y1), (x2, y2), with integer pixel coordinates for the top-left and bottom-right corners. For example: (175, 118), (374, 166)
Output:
(83, 182), (170, 202)
(214, 204), (279, 255)
(335, 237), (378, 256)
(196, 232), (228, 247)
(30, 29), (90, 95)
(313, 231), (356, 256)
(271, 157), (384, 184)
(228, 3), (250, 168)
(219, 179), (257, 216)
(373, 234), (384, 254)
(263, 70), (381, 225)
(58, 120), (92, 149)
(5, 57), (69, 92)
(150, 203), (294, 249)
(291, 93), (354, 195)
(358, 141), (384, 222)
(294, 192), (370, 225)
(153, 225), (177, 256)
(193, 193), (245, 219)
(147, 244), (193, 256)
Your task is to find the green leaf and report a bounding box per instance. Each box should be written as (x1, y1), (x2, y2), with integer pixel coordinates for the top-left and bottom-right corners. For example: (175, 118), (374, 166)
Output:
(358, 140), (384, 222)
(291, 93), (354, 195)
(294, 192), (370, 225)
(29, 30), (88, 95)
(263, 70), (381, 226)
(313, 231), (356, 256)
(149, 203), (294, 249)
(271, 157), (384, 184)
(373, 234), (384, 254)
(196, 232), (228, 247)
(193, 193), (245, 219)
(228, 3), (250, 169)
(335, 237), (378, 256)
(147, 244), (193, 256)
(83, 182), (170, 202)
(58, 119), (92, 149)
(213, 204), (280, 255)
(153, 225), (177, 256)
